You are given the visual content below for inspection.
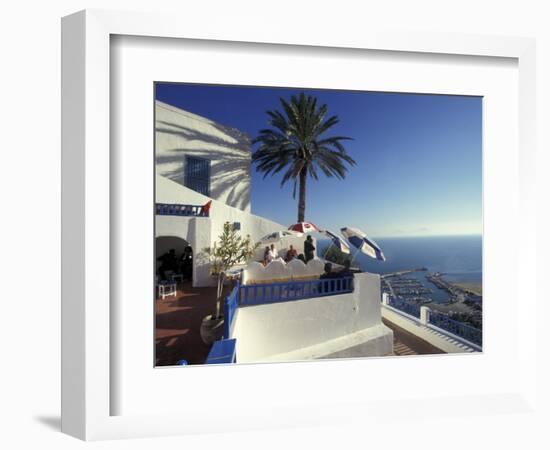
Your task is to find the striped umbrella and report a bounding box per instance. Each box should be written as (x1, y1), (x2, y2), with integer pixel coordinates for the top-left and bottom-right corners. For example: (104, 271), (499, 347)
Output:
(259, 230), (303, 244)
(322, 229), (351, 254)
(340, 227), (385, 261)
(288, 222), (321, 234)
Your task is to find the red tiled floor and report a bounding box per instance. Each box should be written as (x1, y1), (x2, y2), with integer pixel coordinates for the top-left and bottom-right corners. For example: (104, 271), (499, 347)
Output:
(155, 281), (228, 366)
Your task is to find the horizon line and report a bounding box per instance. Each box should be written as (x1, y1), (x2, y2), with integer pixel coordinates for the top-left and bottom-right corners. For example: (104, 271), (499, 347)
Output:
(369, 233), (482, 239)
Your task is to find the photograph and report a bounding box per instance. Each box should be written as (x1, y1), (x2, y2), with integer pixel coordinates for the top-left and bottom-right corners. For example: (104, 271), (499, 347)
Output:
(154, 83), (483, 366)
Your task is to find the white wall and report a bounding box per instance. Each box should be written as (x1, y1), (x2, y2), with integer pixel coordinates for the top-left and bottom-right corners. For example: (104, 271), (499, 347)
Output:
(231, 272), (393, 362)
(241, 257), (333, 285)
(156, 101), (251, 212)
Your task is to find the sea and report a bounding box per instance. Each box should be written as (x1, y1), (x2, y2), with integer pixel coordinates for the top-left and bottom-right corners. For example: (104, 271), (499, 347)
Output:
(318, 235), (482, 304)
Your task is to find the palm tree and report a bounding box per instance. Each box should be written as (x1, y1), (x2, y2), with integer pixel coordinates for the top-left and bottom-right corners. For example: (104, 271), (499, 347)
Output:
(252, 93), (356, 222)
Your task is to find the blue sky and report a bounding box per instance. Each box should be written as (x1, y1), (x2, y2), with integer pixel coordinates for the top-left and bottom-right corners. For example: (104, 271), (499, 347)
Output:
(156, 83), (482, 238)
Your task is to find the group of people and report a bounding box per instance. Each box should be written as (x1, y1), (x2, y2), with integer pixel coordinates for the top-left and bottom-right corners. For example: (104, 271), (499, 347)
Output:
(156, 246), (193, 281)
(319, 260), (355, 292)
(262, 235), (317, 266)
(320, 260), (354, 280)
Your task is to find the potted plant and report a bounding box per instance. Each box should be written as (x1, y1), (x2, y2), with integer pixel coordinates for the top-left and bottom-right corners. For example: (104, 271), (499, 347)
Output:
(200, 222), (259, 344)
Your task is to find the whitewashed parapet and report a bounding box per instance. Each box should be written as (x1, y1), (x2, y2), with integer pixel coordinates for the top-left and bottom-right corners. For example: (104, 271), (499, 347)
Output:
(242, 257), (328, 284)
(286, 259), (308, 277)
(232, 272), (390, 362)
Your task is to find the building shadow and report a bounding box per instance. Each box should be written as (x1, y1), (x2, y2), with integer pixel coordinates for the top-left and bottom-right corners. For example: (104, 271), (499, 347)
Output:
(34, 415), (61, 431)
(156, 118), (252, 211)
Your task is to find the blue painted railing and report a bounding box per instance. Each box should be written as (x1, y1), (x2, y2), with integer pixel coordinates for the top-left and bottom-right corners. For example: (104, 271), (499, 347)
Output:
(205, 338), (237, 364)
(387, 296), (421, 318)
(239, 277), (354, 306)
(429, 311), (482, 346)
(223, 282), (240, 339)
(156, 202), (209, 217)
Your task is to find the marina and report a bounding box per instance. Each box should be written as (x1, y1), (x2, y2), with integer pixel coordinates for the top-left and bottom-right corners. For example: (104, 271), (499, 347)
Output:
(382, 276), (432, 304)
(381, 267), (483, 331)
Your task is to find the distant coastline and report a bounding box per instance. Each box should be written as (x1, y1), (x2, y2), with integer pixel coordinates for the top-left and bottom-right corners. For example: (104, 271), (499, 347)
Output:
(453, 281), (482, 296)
(320, 234), (483, 303)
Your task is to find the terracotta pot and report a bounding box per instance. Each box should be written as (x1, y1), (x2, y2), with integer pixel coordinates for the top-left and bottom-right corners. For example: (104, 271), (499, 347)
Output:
(200, 315), (224, 345)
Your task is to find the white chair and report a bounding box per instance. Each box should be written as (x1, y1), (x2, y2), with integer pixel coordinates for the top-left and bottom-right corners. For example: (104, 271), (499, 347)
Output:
(158, 280), (177, 299)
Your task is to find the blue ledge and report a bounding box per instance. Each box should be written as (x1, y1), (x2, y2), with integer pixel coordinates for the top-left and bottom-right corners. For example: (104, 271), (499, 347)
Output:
(206, 338), (237, 364)
(155, 203), (209, 217)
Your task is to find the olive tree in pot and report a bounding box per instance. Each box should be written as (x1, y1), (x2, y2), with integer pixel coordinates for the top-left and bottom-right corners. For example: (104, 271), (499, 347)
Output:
(200, 222), (259, 344)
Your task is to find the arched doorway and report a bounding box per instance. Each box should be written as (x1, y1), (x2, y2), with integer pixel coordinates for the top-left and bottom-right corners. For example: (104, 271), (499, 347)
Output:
(155, 236), (193, 283)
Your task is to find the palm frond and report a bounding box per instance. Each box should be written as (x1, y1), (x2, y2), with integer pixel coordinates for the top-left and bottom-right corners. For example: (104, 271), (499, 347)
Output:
(251, 92), (357, 220)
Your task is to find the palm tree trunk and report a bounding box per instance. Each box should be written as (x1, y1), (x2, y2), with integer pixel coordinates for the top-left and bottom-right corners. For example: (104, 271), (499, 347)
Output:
(298, 168), (307, 222)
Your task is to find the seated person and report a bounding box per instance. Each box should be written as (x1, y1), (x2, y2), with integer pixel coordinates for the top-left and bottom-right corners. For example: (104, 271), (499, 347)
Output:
(335, 259), (354, 290)
(337, 260), (354, 278)
(297, 253), (307, 264)
(319, 262), (337, 293)
(157, 249), (177, 280)
(320, 262), (334, 279)
(263, 246), (271, 265)
(268, 243), (279, 261)
(285, 244), (298, 262)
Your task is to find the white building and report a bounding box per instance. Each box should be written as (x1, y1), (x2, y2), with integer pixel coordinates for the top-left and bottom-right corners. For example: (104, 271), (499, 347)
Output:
(155, 100), (288, 287)
(155, 100), (394, 360)
(156, 101), (252, 212)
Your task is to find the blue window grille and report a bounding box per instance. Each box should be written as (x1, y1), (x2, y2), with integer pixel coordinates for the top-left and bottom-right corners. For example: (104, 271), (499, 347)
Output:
(185, 156), (211, 196)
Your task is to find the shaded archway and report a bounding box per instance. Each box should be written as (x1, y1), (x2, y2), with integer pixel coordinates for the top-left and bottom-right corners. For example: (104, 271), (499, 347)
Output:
(154, 236), (217, 366)
(155, 236), (193, 282)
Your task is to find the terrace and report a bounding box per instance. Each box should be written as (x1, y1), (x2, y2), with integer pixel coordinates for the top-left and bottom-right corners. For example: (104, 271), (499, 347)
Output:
(155, 282), (224, 365)
(206, 273), (481, 363)
(155, 274), (481, 366)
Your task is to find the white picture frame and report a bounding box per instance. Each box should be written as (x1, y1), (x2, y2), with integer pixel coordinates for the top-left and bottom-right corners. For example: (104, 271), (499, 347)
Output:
(61, 9), (537, 441)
